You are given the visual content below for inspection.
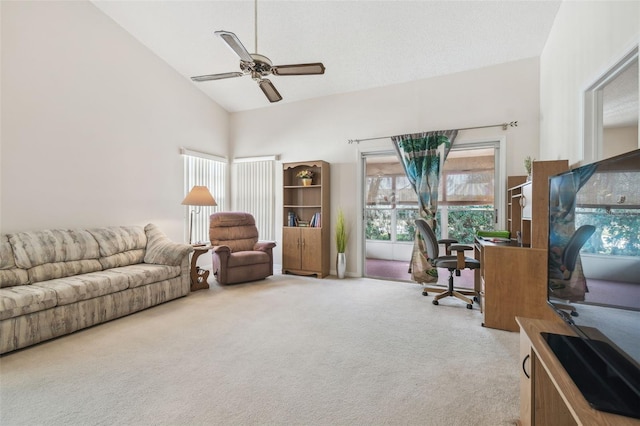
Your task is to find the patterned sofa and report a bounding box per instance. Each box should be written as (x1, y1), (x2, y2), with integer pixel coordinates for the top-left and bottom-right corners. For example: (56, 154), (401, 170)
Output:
(0, 224), (193, 354)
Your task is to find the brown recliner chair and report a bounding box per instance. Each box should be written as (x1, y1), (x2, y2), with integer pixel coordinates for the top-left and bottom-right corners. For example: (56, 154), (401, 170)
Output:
(209, 212), (276, 285)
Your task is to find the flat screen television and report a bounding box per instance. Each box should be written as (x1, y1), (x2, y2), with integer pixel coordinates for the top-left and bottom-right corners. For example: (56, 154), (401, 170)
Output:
(546, 148), (640, 419)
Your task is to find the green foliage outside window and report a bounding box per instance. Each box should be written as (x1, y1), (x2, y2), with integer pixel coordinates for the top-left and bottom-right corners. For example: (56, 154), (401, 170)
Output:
(365, 209), (391, 240)
(366, 205), (494, 243)
(396, 209), (418, 241)
(439, 206), (495, 244)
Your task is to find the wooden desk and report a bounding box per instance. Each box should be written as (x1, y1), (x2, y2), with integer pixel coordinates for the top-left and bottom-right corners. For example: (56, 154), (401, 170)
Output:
(517, 317), (640, 425)
(474, 237), (560, 331)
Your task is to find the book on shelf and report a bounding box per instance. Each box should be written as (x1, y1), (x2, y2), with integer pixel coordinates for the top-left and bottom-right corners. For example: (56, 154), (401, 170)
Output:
(309, 212), (321, 227)
(288, 211), (298, 227)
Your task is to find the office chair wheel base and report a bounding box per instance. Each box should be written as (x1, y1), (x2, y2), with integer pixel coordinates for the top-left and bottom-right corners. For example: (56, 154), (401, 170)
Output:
(467, 304), (473, 310)
(570, 311), (579, 317)
(473, 296), (478, 302)
(432, 300), (439, 305)
(422, 291), (429, 296)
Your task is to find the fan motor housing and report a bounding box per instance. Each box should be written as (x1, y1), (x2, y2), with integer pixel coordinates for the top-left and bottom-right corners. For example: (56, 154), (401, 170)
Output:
(241, 53), (273, 76)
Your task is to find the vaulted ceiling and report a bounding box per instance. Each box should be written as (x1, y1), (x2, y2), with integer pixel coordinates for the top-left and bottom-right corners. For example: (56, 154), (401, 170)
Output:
(93, 1), (562, 112)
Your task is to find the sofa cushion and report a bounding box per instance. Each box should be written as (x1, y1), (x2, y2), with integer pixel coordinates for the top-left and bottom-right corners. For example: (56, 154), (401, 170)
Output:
(0, 285), (58, 321)
(110, 263), (182, 289)
(35, 270), (130, 306)
(88, 226), (147, 268)
(144, 223), (194, 266)
(0, 235), (29, 288)
(98, 249), (146, 270)
(227, 251), (271, 268)
(9, 229), (101, 268)
(28, 259), (104, 284)
(8, 229), (103, 283)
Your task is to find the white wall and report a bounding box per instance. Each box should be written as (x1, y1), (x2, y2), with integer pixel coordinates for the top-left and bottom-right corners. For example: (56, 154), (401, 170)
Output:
(539, 1), (640, 165)
(603, 126), (639, 158)
(0, 1), (229, 242)
(231, 57), (542, 275)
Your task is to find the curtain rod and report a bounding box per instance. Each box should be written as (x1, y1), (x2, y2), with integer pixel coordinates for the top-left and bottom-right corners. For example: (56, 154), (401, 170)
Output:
(347, 121), (518, 144)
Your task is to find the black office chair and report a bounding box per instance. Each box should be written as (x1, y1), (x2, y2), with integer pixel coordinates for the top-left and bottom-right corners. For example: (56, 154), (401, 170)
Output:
(549, 224), (596, 316)
(415, 218), (480, 309)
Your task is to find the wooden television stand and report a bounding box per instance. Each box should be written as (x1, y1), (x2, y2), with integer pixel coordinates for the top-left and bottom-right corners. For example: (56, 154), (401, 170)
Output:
(516, 317), (640, 426)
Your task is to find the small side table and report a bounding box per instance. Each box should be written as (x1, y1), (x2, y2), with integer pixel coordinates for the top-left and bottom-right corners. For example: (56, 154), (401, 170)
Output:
(190, 245), (214, 291)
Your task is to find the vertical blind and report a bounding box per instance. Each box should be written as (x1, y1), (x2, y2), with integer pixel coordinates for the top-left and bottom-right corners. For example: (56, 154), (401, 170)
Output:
(182, 148), (226, 244)
(232, 157), (277, 241)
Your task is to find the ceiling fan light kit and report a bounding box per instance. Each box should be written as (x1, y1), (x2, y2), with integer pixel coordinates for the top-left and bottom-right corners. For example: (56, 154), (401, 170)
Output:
(190, 2), (325, 104)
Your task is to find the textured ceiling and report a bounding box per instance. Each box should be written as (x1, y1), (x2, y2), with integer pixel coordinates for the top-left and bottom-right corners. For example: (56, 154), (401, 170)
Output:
(93, 0), (562, 113)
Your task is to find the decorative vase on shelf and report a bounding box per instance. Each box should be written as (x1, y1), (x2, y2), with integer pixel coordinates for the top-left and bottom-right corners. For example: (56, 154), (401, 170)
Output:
(301, 178), (312, 187)
(337, 252), (346, 279)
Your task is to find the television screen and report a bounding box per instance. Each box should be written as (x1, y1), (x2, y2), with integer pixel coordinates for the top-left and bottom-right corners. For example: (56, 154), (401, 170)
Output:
(546, 148), (640, 418)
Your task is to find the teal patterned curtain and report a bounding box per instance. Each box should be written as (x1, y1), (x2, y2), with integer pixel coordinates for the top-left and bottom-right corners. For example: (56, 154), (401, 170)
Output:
(392, 130), (458, 283)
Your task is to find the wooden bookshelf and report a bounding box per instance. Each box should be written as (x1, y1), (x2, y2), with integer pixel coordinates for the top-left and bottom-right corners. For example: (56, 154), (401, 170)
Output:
(282, 160), (330, 277)
(507, 160), (568, 249)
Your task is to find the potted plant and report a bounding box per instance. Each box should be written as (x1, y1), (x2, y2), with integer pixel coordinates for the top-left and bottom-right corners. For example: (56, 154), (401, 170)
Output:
(335, 208), (347, 278)
(296, 170), (314, 186)
(524, 156), (534, 180)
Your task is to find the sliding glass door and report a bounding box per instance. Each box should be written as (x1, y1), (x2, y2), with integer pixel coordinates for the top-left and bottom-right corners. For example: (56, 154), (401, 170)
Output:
(362, 141), (502, 280)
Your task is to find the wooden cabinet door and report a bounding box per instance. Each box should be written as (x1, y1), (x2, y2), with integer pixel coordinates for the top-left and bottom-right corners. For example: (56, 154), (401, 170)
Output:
(300, 227), (322, 273)
(519, 331), (534, 426)
(282, 228), (301, 270)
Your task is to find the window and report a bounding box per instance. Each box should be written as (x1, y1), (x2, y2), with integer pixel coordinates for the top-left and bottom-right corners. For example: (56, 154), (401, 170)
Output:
(232, 156), (277, 241)
(365, 173), (416, 242)
(364, 148), (498, 245)
(182, 148), (226, 244)
(437, 150), (496, 243)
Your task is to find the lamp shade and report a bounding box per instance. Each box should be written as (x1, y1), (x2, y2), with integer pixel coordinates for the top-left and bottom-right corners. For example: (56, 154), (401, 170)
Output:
(181, 186), (217, 206)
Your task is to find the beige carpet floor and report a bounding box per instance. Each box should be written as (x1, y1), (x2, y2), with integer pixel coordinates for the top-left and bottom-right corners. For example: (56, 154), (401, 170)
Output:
(0, 274), (520, 425)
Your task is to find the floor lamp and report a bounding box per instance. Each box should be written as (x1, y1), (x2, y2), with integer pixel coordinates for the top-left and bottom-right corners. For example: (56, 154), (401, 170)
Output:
(181, 186), (217, 245)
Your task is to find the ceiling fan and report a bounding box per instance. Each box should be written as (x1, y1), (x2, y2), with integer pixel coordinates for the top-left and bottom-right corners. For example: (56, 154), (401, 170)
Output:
(191, 2), (325, 103)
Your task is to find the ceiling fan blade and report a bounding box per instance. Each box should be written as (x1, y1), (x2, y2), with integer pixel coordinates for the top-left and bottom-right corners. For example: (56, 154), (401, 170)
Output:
(191, 72), (244, 82)
(259, 79), (282, 103)
(272, 63), (326, 76)
(214, 30), (254, 63)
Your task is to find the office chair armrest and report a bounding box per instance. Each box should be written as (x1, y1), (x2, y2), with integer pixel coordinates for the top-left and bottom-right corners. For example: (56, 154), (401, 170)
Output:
(449, 244), (473, 270)
(438, 238), (459, 255)
(448, 244), (473, 252)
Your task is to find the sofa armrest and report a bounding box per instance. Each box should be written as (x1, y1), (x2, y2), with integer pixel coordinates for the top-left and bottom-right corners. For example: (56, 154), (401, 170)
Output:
(211, 245), (231, 267)
(254, 241), (276, 252)
(144, 223), (194, 266)
(212, 245), (231, 254)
